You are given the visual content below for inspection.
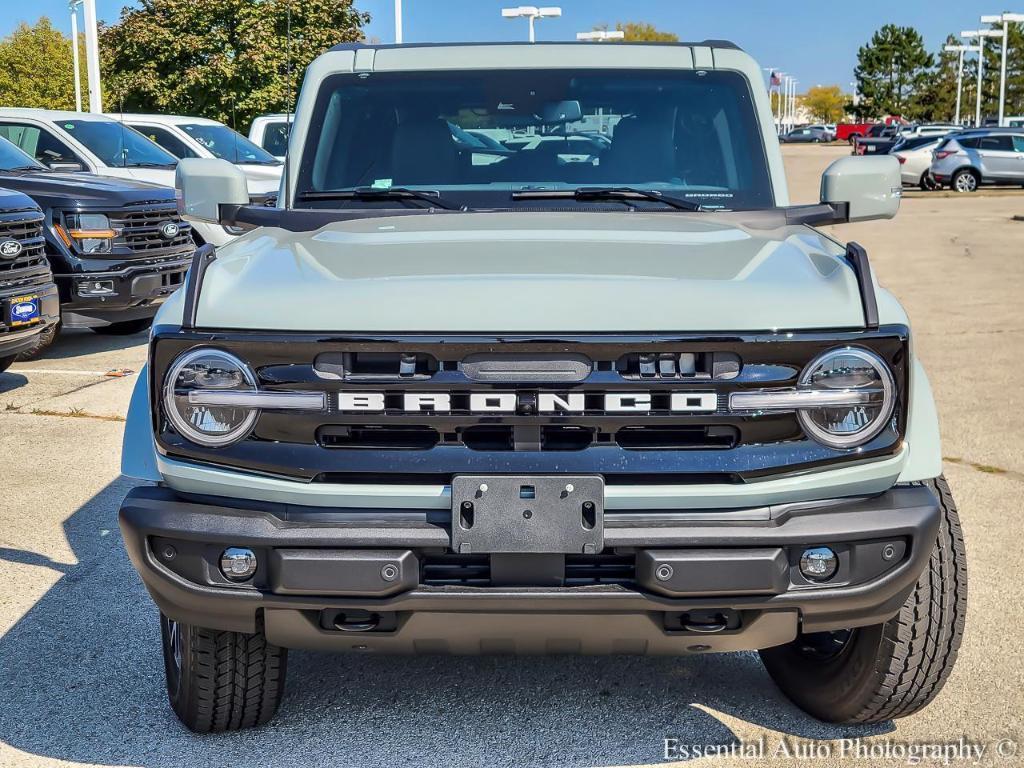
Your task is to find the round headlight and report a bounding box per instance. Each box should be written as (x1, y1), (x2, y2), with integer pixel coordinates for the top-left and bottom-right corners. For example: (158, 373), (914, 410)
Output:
(163, 348), (258, 447)
(797, 347), (895, 449)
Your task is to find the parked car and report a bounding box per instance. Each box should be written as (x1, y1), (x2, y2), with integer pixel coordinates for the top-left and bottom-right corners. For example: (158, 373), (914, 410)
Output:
(0, 187), (58, 373)
(780, 126), (831, 143)
(248, 113), (292, 160)
(1007, 116), (1024, 128)
(891, 136), (942, 189)
(930, 129), (1024, 192)
(0, 109), (230, 247)
(117, 114), (281, 200)
(0, 136), (194, 351)
(902, 124), (957, 138)
(121, 40), (965, 733)
(805, 124), (836, 140)
(852, 124), (902, 155)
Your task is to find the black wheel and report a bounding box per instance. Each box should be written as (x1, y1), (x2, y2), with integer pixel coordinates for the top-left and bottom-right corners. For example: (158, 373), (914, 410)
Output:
(161, 613), (288, 733)
(0, 355), (15, 374)
(90, 318), (152, 336)
(848, 133), (861, 145)
(759, 476), (967, 724)
(15, 321), (60, 361)
(951, 168), (979, 193)
(919, 172), (939, 191)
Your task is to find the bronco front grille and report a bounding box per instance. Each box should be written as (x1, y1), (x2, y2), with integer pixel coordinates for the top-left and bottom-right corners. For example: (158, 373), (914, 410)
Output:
(0, 210), (51, 293)
(152, 329), (909, 482)
(419, 554), (636, 587)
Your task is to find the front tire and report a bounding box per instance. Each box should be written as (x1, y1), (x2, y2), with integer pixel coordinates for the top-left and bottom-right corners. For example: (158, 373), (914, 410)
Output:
(920, 172), (939, 191)
(161, 614), (288, 733)
(759, 476), (967, 723)
(91, 318), (152, 336)
(0, 355), (15, 374)
(16, 320), (60, 361)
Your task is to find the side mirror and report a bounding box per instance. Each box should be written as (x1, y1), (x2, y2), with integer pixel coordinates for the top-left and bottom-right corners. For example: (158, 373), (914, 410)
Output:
(175, 158), (248, 224)
(48, 161), (84, 172)
(820, 155), (901, 222)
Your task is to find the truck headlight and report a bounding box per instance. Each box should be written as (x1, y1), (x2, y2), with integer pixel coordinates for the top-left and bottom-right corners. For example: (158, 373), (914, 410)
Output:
(57, 213), (115, 254)
(163, 348), (259, 447)
(797, 347), (895, 449)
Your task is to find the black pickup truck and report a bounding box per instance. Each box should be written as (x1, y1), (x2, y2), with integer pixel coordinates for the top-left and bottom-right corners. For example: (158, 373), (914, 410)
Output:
(0, 188), (58, 373)
(0, 136), (194, 357)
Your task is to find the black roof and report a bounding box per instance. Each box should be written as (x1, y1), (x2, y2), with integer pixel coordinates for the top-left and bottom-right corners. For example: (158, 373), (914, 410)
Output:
(328, 39), (741, 53)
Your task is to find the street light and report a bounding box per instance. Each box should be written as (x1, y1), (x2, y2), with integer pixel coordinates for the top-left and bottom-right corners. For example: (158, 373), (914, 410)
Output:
(576, 30), (624, 41)
(961, 29), (1003, 127)
(502, 6), (561, 43)
(944, 44), (981, 125)
(394, 0), (403, 44)
(69, 0), (83, 112)
(981, 13), (1024, 126)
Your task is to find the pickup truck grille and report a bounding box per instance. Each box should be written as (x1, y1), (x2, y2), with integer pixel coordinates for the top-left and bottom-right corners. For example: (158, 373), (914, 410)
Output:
(0, 210), (51, 292)
(153, 328), (910, 483)
(73, 202), (194, 257)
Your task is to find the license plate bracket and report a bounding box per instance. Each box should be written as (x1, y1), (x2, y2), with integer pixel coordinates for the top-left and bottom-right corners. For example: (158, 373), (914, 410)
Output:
(4, 294), (40, 328)
(451, 475), (604, 554)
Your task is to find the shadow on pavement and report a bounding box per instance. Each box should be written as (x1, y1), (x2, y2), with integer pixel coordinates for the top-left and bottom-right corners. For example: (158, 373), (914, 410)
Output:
(0, 479), (892, 768)
(0, 371), (28, 394)
(30, 327), (148, 362)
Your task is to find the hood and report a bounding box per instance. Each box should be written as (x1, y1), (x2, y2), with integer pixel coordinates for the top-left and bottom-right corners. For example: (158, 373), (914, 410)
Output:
(238, 164), (284, 185)
(0, 186), (37, 213)
(0, 170), (175, 209)
(196, 212), (866, 332)
(101, 167), (177, 190)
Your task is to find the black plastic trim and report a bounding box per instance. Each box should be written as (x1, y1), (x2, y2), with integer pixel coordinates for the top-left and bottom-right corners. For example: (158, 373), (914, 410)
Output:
(846, 241), (880, 330)
(180, 243), (216, 331)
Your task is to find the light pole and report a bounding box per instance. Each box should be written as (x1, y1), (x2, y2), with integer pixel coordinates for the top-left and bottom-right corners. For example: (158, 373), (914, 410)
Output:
(944, 44), (980, 125)
(394, 0), (403, 44)
(961, 29), (1002, 126)
(981, 13), (1024, 126)
(501, 6), (561, 43)
(82, 0), (102, 113)
(69, 0), (83, 112)
(576, 30), (624, 41)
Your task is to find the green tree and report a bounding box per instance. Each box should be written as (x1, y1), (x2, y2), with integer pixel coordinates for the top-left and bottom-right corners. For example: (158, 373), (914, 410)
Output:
(99, 0), (369, 129)
(911, 34), (962, 122)
(605, 22), (679, 42)
(0, 18), (86, 110)
(854, 24), (934, 119)
(801, 85), (847, 122)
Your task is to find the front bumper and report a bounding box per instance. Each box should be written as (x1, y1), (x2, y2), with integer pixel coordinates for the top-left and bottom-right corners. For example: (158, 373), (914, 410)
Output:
(57, 256), (190, 328)
(119, 484), (940, 655)
(0, 282), (59, 357)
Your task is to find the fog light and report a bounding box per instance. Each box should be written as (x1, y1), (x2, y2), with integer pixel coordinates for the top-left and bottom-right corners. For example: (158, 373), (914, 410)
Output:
(799, 547), (838, 582)
(220, 547), (258, 581)
(78, 279), (115, 297)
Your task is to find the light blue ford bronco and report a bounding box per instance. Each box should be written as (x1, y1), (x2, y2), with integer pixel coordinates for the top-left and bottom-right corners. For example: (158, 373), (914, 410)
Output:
(119, 40), (966, 732)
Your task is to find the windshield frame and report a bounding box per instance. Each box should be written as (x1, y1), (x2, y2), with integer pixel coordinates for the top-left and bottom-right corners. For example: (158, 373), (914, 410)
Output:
(295, 67), (776, 212)
(181, 123), (281, 165)
(60, 119), (178, 169)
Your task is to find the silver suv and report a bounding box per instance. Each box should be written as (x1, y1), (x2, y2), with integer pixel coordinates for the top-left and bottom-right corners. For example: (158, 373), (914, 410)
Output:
(930, 129), (1024, 192)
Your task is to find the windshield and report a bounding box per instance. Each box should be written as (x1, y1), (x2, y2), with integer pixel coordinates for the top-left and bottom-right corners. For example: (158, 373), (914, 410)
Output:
(182, 123), (280, 164)
(0, 136), (45, 171)
(298, 69), (774, 210)
(62, 120), (176, 168)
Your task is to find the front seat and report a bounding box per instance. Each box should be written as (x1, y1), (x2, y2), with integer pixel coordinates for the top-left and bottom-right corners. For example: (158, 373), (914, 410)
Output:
(602, 116), (677, 183)
(390, 118), (460, 186)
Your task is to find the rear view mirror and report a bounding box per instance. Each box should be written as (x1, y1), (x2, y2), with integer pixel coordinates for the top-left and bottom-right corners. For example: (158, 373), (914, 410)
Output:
(175, 158), (248, 224)
(537, 100), (582, 125)
(820, 156), (901, 222)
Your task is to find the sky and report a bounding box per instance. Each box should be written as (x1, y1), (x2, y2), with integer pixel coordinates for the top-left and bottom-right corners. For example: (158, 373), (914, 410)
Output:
(0, 0), (1005, 91)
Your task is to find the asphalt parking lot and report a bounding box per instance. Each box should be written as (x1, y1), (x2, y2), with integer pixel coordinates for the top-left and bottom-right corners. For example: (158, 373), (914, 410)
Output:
(0, 144), (1022, 767)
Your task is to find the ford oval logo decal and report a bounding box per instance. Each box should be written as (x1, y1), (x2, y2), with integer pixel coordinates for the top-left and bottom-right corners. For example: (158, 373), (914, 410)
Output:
(159, 221), (180, 240)
(0, 239), (22, 258)
(12, 301), (36, 318)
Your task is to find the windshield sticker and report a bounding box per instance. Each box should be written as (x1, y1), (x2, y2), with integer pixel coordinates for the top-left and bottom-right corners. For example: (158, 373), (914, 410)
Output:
(372, 178), (393, 189)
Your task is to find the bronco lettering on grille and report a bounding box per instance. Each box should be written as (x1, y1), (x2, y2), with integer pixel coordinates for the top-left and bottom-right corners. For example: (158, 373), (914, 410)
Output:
(336, 392), (718, 414)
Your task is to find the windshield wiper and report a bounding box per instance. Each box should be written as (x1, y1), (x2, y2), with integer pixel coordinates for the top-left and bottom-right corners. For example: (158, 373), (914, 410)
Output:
(126, 161), (177, 169)
(511, 186), (704, 212)
(4, 165), (48, 173)
(298, 187), (464, 210)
